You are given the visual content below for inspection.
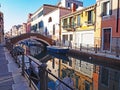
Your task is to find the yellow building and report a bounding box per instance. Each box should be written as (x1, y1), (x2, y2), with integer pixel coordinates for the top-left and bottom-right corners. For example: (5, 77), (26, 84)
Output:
(0, 12), (4, 43)
(60, 5), (96, 48)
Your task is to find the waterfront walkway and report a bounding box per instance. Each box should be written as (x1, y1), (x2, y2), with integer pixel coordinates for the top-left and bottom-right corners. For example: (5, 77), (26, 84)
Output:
(0, 44), (32, 90)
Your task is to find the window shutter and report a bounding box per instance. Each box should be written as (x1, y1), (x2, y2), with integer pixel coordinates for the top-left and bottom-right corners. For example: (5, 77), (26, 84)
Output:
(109, 0), (112, 15)
(101, 3), (104, 17)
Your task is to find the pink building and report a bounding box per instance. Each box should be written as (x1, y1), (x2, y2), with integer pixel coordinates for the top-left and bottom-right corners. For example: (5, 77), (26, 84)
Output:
(95, 0), (120, 55)
(27, 13), (32, 33)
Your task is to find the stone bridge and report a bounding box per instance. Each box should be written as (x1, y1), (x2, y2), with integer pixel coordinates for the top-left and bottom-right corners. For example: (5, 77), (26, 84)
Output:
(6, 33), (54, 50)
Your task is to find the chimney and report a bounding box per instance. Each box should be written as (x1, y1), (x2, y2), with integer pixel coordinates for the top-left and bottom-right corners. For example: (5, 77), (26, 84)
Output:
(71, 3), (76, 12)
(28, 13), (32, 18)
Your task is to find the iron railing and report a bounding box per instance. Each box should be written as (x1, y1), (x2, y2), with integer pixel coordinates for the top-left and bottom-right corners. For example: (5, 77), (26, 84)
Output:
(55, 41), (120, 58)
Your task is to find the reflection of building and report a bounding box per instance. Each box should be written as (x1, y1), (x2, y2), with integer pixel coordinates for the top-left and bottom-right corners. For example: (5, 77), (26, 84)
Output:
(0, 12), (4, 43)
(99, 66), (120, 90)
(60, 5), (96, 47)
(59, 57), (96, 90)
(46, 58), (59, 81)
(95, 0), (120, 53)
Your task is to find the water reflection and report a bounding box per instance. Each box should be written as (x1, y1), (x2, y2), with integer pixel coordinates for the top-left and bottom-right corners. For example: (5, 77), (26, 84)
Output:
(21, 42), (120, 90)
(45, 54), (120, 90)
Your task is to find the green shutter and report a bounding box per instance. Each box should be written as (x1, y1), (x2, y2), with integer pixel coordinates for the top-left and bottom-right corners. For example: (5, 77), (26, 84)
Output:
(101, 3), (104, 17)
(109, 0), (112, 15)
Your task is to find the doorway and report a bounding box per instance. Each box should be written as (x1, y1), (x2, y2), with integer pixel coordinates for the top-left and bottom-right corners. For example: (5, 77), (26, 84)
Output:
(102, 28), (111, 51)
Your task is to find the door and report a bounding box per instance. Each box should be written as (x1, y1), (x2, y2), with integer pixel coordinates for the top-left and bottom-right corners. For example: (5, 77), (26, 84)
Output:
(103, 28), (111, 51)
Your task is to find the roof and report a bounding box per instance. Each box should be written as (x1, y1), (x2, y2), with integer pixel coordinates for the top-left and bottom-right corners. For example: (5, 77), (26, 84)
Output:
(61, 4), (96, 19)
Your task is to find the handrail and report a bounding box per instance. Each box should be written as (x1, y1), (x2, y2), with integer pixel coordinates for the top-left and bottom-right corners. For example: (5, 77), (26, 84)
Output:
(27, 55), (42, 66)
(23, 55), (74, 90)
(46, 69), (74, 90)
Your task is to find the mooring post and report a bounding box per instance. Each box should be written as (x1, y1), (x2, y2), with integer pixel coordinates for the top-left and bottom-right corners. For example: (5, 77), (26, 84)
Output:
(95, 44), (97, 53)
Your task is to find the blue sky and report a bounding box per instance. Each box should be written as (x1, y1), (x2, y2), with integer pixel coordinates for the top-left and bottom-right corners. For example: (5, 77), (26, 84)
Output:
(0, 0), (96, 32)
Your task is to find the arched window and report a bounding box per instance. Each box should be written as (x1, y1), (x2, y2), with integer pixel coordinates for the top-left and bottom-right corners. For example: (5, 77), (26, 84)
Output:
(48, 17), (52, 22)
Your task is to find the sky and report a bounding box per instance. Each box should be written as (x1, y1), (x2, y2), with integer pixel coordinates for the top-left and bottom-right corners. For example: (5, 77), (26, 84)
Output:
(0, 0), (96, 32)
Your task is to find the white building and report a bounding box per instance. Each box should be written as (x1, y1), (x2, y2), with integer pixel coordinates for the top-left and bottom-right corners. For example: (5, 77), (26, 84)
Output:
(30, 0), (83, 41)
(43, 7), (71, 40)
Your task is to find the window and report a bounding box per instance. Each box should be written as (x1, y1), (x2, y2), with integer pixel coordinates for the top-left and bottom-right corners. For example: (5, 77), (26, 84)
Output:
(69, 17), (74, 28)
(69, 34), (73, 41)
(39, 21), (43, 28)
(67, 2), (71, 8)
(63, 35), (68, 43)
(63, 18), (68, 28)
(53, 24), (55, 35)
(38, 10), (43, 17)
(77, 14), (81, 26)
(75, 76), (79, 89)
(76, 4), (78, 9)
(88, 10), (93, 24)
(102, 1), (112, 16)
(85, 81), (90, 90)
(48, 17), (52, 22)
(101, 67), (109, 86)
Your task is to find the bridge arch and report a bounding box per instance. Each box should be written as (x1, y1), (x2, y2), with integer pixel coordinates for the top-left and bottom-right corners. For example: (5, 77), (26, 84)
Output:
(6, 33), (54, 46)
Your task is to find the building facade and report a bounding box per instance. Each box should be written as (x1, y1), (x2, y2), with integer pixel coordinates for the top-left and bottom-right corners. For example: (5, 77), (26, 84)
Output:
(30, 0), (83, 41)
(95, 0), (120, 54)
(61, 5), (96, 48)
(43, 7), (71, 40)
(0, 12), (4, 43)
(18, 23), (27, 35)
(27, 13), (32, 33)
(30, 4), (58, 34)
(58, 0), (83, 10)
(10, 23), (27, 37)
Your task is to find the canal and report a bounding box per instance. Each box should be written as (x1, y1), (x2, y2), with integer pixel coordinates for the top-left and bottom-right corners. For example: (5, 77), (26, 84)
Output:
(20, 40), (120, 90)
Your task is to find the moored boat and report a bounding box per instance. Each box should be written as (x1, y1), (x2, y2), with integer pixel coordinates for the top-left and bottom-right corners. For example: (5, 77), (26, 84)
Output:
(47, 46), (69, 54)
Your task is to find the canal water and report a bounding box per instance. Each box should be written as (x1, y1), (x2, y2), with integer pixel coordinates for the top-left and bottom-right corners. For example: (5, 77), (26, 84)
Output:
(36, 51), (120, 90)
(20, 40), (120, 90)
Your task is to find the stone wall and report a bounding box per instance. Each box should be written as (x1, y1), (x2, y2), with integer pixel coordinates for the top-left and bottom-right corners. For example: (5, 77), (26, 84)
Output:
(111, 37), (120, 55)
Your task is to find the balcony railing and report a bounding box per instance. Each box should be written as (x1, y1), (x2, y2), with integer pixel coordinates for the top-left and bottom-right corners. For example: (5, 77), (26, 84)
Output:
(62, 24), (76, 31)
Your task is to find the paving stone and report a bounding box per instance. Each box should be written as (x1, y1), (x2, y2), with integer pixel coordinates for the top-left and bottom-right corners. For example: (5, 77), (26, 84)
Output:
(0, 45), (32, 90)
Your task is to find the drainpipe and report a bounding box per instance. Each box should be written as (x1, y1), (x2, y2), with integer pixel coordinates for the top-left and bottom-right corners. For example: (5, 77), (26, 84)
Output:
(116, 0), (119, 57)
(116, 0), (119, 33)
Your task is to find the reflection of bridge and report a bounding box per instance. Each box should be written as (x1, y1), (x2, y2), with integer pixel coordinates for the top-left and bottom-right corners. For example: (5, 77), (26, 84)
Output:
(6, 33), (54, 50)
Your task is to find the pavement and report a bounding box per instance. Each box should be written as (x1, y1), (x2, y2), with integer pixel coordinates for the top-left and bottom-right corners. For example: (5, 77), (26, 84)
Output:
(0, 44), (32, 90)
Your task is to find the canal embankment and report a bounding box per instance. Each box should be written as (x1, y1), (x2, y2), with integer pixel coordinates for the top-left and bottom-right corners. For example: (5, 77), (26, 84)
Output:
(67, 49), (120, 70)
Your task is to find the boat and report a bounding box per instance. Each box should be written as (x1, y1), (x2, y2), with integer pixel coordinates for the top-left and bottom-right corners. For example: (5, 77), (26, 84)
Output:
(47, 46), (69, 54)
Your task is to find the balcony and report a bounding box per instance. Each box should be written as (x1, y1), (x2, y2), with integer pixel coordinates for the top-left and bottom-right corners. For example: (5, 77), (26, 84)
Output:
(62, 24), (76, 31)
